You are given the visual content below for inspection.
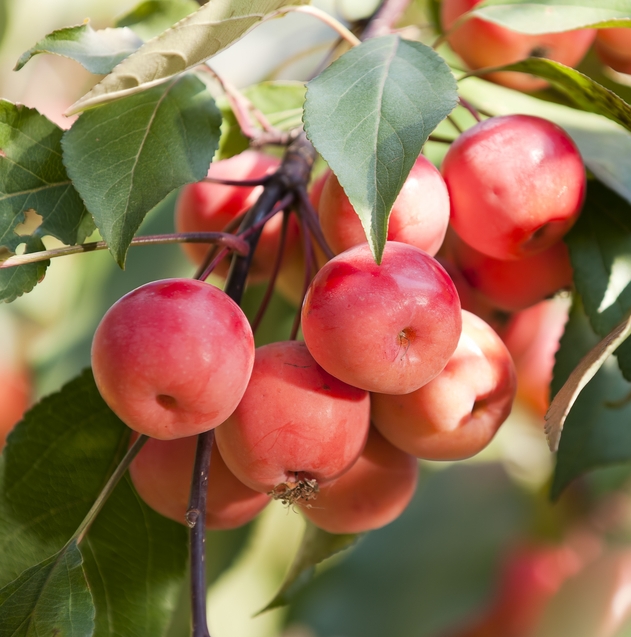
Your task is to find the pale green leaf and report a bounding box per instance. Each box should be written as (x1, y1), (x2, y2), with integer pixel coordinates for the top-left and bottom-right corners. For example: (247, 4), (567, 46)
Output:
(62, 73), (221, 267)
(0, 542), (94, 637)
(484, 58), (631, 132)
(473, 0), (631, 34)
(260, 521), (360, 613)
(304, 35), (457, 262)
(68, 0), (309, 113)
(15, 22), (143, 75)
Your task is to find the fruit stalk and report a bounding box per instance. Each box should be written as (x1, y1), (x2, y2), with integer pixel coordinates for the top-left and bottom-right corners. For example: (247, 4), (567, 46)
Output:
(187, 130), (316, 637)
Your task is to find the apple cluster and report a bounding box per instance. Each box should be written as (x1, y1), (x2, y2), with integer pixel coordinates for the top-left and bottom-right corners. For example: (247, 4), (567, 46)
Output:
(90, 108), (585, 537)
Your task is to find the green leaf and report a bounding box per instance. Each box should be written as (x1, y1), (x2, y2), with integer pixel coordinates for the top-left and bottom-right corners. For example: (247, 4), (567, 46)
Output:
(68, 0), (309, 113)
(472, 0), (631, 34)
(260, 521), (359, 613)
(0, 542), (94, 637)
(15, 22), (143, 75)
(304, 35), (457, 263)
(0, 101), (93, 301)
(62, 74), (221, 267)
(116, 0), (200, 40)
(483, 58), (631, 132)
(218, 80), (306, 160)
(0, 237), (48, 303)
(550, 298), (631, 499)
(0, 369), (188, 636)
(459, 78), (631, 208)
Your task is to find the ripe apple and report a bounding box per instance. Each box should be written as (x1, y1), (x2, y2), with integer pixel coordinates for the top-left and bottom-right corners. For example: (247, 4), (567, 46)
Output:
(441, 115), (586, 261)
(301, 241), (462, 394)
(92, 279), (255, 440)
(595, 28), (631, 75)
(371, 310), (516, 460)
(441, 0), (595, 91)
(299, 427), (418, 534)
(318, 155), (450, 256)
(130, 435), (270, 529)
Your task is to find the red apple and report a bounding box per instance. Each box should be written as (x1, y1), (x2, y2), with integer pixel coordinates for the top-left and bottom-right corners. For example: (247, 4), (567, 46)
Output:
(595, 28), (631, 75)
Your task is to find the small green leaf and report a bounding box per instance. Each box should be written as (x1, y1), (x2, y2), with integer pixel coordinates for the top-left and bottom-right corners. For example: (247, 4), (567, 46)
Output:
(0, 542), (94, 637)
(0, 101), (93, 300)
(68, 0), (309, 113)
(0, 369), (188, 637)
(15, 22), (143, 75)
(482, 58), (631, 132)
(550, 299), (631, 499)
(260, 521), (360, 613)
(472, 0), (631, 34)
(116, 0), (199, 40)
(62, 74), (221, 267)
(217, 80), (306, 159)
(304, 35), (457, 262)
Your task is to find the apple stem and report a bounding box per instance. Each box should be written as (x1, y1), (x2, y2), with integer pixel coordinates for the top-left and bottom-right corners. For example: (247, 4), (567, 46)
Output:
(202, 175), (270, 187)
(458, 96), (482, 122)
(296, 186), (335, 260)
(362, 0), (411, 39)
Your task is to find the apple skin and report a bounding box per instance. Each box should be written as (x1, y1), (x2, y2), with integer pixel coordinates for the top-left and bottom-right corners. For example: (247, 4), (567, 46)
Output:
(0, 367), (29, 449)
(441, 115), (586, 261)
(130, 435), (270, 530)
(449, 233), (573, 312)
(301, 241), (462, 395)
(502, 298), (569, 417)
(319, 155), (450, 257)
(441, 0), (595, 91)
(371, 310), (516, 461)
(215, 340), (370, 495)
(92, 279), (255, 440)
(299, 427), (418, 534)
(595, 29), (631, 75)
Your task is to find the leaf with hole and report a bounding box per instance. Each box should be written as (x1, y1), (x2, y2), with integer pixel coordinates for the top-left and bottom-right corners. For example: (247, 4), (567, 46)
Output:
(15, 22), (143, 75)
(62, 73), (221, 267)
(304, 35), (458, 263)
(68, 0), (309, 113)
(472, 0), (631, 34)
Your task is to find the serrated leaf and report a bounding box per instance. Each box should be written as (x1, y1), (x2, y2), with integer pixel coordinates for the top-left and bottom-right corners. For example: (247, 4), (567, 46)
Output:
(459, 78), (631, 208)
(217, 80), (305, 159)
(472, 0), (631, 34)
(0, 542), (94, 637)
(15, 22), (143, 75)
(549, 299), (631, 499)
(116, 0), (200, 40)
(259, 521), (359, 614)
(0, 369), (188, 637)
(68, 0), (309, 114)
(0, 101), (93, 300)
(304, 35), (457, 263)
(564, 181), (631, 383)
(62, 74), (221, 267)
(486, 58), (631, 132)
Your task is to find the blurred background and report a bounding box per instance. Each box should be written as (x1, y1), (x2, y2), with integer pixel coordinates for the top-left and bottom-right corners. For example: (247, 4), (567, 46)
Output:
(2, 2), (631, 636)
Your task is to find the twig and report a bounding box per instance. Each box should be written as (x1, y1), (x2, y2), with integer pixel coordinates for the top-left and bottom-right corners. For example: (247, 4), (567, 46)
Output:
(362, 0), (411, 39)
(269, 5), (361, 47)
(0, 233), (249, 269)
(202, 176), (270, 187)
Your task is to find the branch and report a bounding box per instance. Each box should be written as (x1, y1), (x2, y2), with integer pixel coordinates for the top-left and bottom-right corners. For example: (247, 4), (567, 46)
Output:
(362, 0), (412, 39)
(270, 6), (361, 47)
(0, 233), (250, 269)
